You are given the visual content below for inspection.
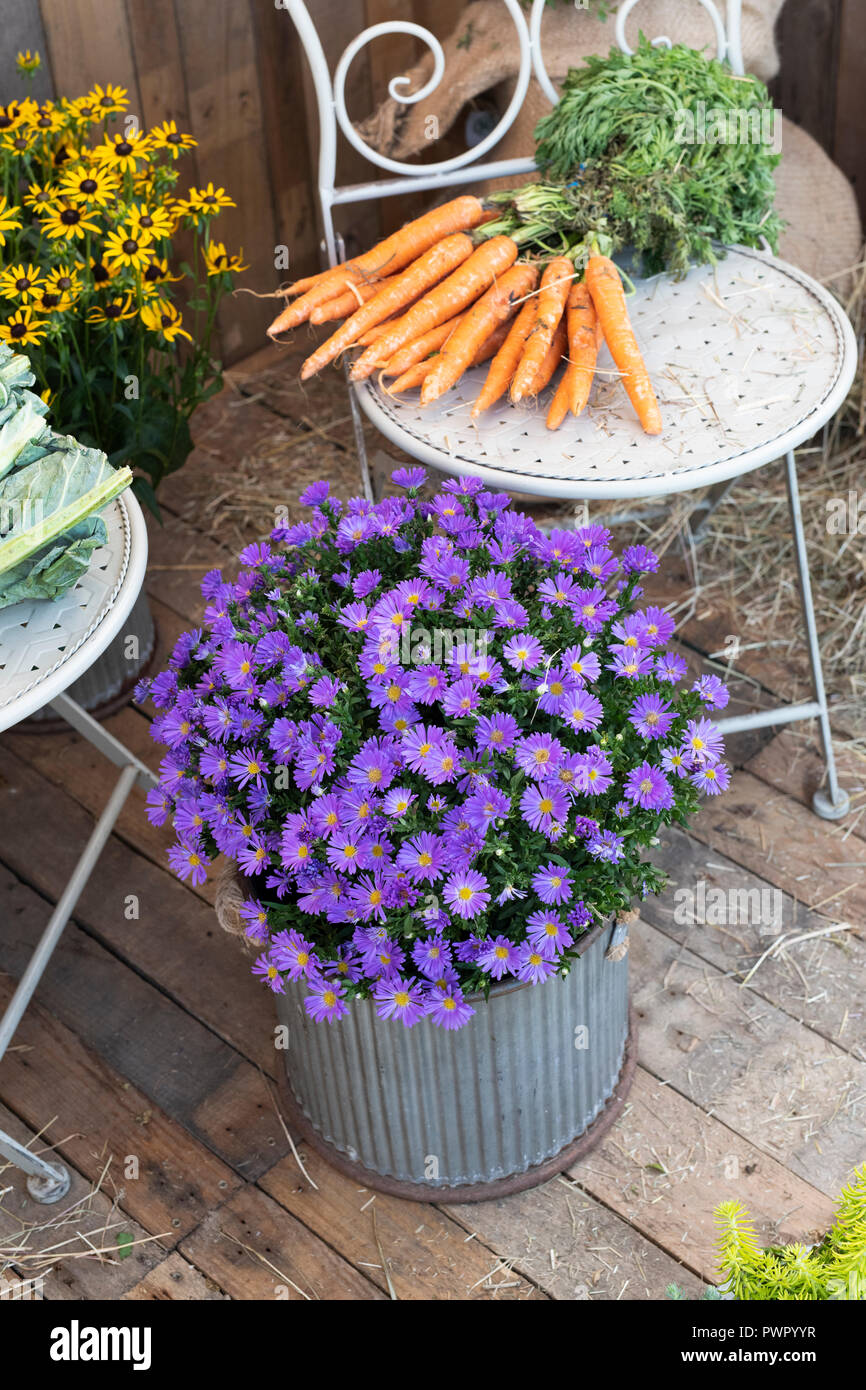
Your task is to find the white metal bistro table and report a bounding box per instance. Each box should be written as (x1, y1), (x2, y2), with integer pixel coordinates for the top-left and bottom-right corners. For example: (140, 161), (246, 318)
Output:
(0, 490), (157, 1202)
(285, 0), (859, 824)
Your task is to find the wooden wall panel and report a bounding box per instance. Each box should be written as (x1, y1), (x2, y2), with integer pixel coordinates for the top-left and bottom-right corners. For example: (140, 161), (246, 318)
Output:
(832, 0), (866, 219)
(38, 0), (142, 117)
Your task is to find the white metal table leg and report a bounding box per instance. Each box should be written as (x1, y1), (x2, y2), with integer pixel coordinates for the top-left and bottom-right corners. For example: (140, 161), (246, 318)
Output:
(0, 695), (153, 1202)
(783, 449), (849, 820)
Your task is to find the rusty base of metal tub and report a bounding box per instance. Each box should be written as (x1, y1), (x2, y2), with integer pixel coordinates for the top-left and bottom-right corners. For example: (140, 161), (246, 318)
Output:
(275, 1006), (637, 1203)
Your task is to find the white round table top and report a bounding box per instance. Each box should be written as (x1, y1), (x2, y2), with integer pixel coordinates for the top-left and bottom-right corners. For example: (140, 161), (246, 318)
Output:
(0, 490), (148, 733)
(356, 246), (857, 500)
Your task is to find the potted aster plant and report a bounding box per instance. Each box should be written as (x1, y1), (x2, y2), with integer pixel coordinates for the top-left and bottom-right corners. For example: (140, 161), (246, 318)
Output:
(141, 467), (731, 1199)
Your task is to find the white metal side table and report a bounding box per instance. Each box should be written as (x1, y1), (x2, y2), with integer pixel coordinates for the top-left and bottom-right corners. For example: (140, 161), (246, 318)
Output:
(0, 490), (157, 1202)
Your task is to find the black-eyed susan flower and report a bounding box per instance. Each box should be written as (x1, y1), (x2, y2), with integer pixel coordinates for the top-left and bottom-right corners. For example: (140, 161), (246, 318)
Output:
(104, 224), (154, 272)
(140, 296), (191, 342)
(0, 102), (27, 133)
(88, 83), (128, 116)
(0, 196), (23, 246)
(40, 201), (101, 240)
(93, 129), (151, 173)
(203, 241), (248, 276)
(88, 254), (120, 287)
(0, 262), (47, 304)
(142, 256), (182, 288)
(22, 182), (57, 216)
(51, 138), (80, 171)
(16, 50), (41, 76)
(149, 120), (197, 158)
(186, 182), (235, 215)
(86, 292), (136, 326)
(58, 162), (119, 208)
(29, 102), (64, 135)
(70, 94), (103, 124)
(45, 265), (83, 304)
(0, 128), (34, 158)
(0, 306), (48, 347)
(127, 203), (175, 240)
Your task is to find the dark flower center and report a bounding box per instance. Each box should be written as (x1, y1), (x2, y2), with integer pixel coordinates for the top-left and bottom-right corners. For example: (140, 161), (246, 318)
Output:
(105, 303), (123, 318)
(161, 314), (172, 328)
(0, 116), (12, 130)
(37, 116), (51, 128)
(203, 195), (216, 203)
(93, 263), (110, 282)
(144, 264), (161, 281)
(116, 141), (133, 155)
(61, 208), (81, 225)
(79, 104), (95, 116)
(100, 95), (115, 107)
(41, 292), (60, 308)
(12, 137), (27, 150)
(80, 178), (97, 193)
(167, 131), (181, 143)
(122, 238), (138, 254)
(15, 277), (31, 291)
(138, 214), (153, 227)
(57, 276), (72, 290)
(10, 322), (26, 338)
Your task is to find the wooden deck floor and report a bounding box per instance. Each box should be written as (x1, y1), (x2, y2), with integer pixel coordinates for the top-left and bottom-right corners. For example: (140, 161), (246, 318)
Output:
(1, 348), (864, 1301)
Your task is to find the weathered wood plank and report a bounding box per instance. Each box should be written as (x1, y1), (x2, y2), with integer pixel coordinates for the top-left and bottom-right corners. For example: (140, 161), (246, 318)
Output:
(631, 917), (866, 1197)
(178, 1183), (385, 1300)
(0, 858), (285, 1176)
(259, 1148), (544, 1300)
(0, 968), (238, 1240)
(746, 726), (866, 837)
(569, 1068), (836, 1285)
(447, 1178), (705, 1301)
(123, 1251), (229, 1300)
(39, 0), (142, 112)
(644, 823), (866, 1059)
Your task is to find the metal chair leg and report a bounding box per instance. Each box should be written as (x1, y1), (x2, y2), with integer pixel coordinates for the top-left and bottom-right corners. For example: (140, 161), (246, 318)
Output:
(784, 449), (849, 820)
(332, 231), (376, 505)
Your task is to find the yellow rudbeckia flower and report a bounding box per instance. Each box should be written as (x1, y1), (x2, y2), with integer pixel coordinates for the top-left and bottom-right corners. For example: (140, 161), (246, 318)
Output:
(203, 241), (248, 277)
(16, 51), (41, 76)
(0, 306), (48, 347)
(93, 129), (151, 173)
(127, 203), (175, 240)
(0, 195), (24, 245)
(149, 120), (197, 159)
(88, 83), (128, 116)
(0, 262), (47, 305)
(186, 182), (235, 215)
(40, 201), (101, 240)
(140, 296), (191, 342)
(104, 225), (155, 272)
(58, 162), (119, 208)
(86, 293), (136, 326)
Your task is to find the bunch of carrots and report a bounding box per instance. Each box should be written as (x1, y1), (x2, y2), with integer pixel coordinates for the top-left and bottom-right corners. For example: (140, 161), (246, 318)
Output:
(267, 195), (661, 436)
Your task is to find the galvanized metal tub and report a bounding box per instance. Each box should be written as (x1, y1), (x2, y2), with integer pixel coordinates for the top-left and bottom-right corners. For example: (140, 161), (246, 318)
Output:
(275, 916), (635, 1201)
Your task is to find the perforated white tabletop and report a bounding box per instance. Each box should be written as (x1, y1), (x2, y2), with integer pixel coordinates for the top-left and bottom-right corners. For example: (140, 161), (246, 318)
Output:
(357, 246), (857, 500)
(0, 491), (148, 732)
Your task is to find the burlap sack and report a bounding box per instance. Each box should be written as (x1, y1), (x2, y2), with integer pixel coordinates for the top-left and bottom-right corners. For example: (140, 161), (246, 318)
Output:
(214, 860), (250, 941)
(356, 0), (862, 286)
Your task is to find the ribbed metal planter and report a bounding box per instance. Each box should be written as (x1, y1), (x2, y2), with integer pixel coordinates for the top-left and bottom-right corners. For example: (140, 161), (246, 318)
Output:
(275, 917), (635, 1201)
(25, 590), (156, 728)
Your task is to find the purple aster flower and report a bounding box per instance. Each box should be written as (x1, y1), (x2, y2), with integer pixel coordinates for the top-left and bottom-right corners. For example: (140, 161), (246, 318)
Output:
(573, 585), (618, 633)
(515, 733), (564, 781)
(636, 605), (676, 648)
(520, 783), (569, 833)
(561, 644), (602, 685)
(227, 746), (269, 789)
(629, 692), (675, 740)
(654, 650), (689, 684)
(536, 665), (578, 715)
(475, 711), (519, 753)
(304, 974), (349, 1023)
(326, 830), (369, 875)
(299, 480), (331, 507)
(464, 785), (510, 833)
(252, 954), (285, 993)
(426, 740), (462, 785)
(407, 664), (447, 705)
(526, 908), (573, 957)
(561, 690), (604, 734)
(412, 935), (453, 979)
(503, 632), (544, 672)
(349, 873), (389, 922)
(391, 465), (426, 490)
(516, 942), (559, 984)
(661, 745), (690, 779)
(539, 572), (582, 607)
(395, 832), (446, 882)
(272, 929), (318, 980)
(383, 785), (416, 817)
(309, 674), (342, 709)
(692, 674), (730, 709)
(574, 748), (614, 796)
(586, 828), (626, 863)
(372, 975), (427, 1027)
(607, 649), (655, 680)
(348, 738), (397, 791)
(624, 760), (674, 810)
(531, 863), (573, 905)
(476, 935), (519, 979)
(681, 718), (724, 766)
(690, 762), (731, 795)
(442, 869), (490, 919)
(167, 839), (209, 887)
(353, 569), (382, 599)
(426, 988), (475, 1029)
(622, 544), (659, 573)
(221, 641), (257, 690)
(442, 676), (481, 718)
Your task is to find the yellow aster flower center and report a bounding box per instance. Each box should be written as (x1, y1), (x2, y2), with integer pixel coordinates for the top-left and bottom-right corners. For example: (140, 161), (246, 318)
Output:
(395, 992), (410, 1007)
(539, 798), (554, 814)
(323, 990), (337, 1007)
(457, 886), (473, 901)
(640, 778), (653, 793)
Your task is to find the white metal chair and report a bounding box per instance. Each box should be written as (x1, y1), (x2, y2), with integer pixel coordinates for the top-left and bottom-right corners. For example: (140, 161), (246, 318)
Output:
(285, 0), (857, 820)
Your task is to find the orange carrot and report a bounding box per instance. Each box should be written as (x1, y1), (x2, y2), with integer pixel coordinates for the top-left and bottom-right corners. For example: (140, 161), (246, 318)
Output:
(509, 256), (574, 403)
(309, 276), (395, 324)
(530, 318), (567, 396)
(349, 236), (520, 380)
(388, 320), (512, 395)
(546, 281), (599, 428)
(300, 234), (473, 379)
(585, 254), (661, 434)
(421, 263), (538, 405)
(268, 196), (488, 334)
(382, 315), (465, 376)
(471, 299), (537, 418)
